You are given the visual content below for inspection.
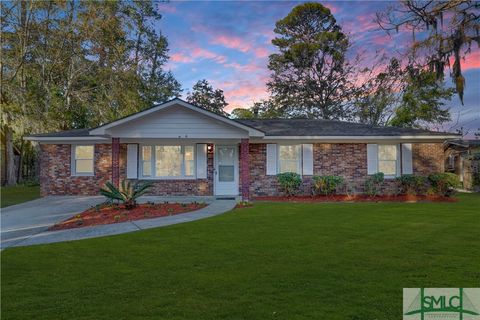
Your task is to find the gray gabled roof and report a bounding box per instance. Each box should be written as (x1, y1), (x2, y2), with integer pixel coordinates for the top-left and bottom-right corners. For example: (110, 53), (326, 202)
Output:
(236, 119), (458, 137)
(26, 116), (460, 139)
(28, 128), (91, 137)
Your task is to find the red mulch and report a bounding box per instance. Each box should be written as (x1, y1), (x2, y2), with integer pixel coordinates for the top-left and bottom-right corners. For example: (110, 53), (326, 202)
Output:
(253, 194), (457, 203)
(49, 202), (207, 231)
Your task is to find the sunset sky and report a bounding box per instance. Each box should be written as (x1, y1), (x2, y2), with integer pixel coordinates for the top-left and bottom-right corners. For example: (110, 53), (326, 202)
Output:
(157, 1), (480, 135)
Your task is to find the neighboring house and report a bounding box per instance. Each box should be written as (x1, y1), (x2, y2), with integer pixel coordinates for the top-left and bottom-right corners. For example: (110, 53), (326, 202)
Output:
(445, 140), (480, 191)
(26, 98), (460, 199)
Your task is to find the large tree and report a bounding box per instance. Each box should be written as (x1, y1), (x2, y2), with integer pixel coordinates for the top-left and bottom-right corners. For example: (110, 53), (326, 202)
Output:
(353, 56), (455, 128)
(0, 0), (181, 184)
(390, 69), (454, 128)
(186, 79), (228, 116)
(376, 0), (480, 103)
(231, 100), (282, 119)
(267, 2), (355, 119)
(353, 58), (402, 126)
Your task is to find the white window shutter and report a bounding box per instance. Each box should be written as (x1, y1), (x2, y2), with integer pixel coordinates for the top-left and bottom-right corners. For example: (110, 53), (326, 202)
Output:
(402, 143), (413, 174)
(302, 144), (313, 175)
(126, 144), (138, 179)
(367, 144), (378, 175)
(196, 144), (207, 179)
(266, 144), (277, 175)
(396, 144), (402, 177)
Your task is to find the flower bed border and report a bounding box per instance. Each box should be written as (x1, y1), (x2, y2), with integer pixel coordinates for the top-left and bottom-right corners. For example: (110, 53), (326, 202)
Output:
(50, 202), (207, 231)
(253, 194), (457, 203)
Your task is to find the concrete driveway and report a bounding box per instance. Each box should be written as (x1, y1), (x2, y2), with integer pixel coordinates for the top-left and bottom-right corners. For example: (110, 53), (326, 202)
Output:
(1, 196), (104, 248)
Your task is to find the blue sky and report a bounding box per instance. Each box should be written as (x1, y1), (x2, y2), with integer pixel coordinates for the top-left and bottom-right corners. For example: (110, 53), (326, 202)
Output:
(156, 1), (480, 136)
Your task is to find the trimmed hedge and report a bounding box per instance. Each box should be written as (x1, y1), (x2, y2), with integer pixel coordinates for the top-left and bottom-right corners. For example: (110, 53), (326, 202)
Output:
(276, 172), (302, 196)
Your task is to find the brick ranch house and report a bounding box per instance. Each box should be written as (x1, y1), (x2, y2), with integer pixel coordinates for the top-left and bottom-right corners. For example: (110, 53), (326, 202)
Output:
(26, 98), (460, 199)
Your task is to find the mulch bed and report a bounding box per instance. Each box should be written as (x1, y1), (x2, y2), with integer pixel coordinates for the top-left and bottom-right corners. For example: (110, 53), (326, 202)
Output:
(49, 202), (207, 231)
(253, 194), (457, 203)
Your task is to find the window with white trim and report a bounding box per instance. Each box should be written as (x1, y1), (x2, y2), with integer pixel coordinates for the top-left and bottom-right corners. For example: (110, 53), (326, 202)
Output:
(141, 146), (152, 177)
(72, 145), (94, 175)
(278, 145), (302, 174)
(140, 145), (195, 179)
(378, 144), (397, 176)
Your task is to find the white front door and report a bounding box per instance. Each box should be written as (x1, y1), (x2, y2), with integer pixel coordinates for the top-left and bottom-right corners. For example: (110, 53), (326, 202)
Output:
(214, 145), (239, 196)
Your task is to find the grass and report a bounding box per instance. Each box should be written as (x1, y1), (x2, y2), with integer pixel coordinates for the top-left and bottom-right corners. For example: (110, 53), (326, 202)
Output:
(1, 193), (479, 320)
(0, 184), (40, 208)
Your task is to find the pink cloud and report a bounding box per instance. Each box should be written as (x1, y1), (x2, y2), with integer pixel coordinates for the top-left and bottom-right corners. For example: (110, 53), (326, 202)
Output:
(461, 50), (480, 71)
(372, 34), (392, 45)
(170, 52), (193, 63)
(324, 3), (339, 14)
(157, 3), (177, 14)
(211, 35), (251, 52)
(170, 47), (228, 65)
(224, 61), (264, 73)
(222, 77), (270, 111)
(356, 14), (377, 31)
(254, 47), (269, 58)
(191, 47), (228, 64)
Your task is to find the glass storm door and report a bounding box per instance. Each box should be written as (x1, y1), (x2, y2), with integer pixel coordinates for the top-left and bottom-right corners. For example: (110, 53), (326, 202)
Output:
(214, 145), (239, 196)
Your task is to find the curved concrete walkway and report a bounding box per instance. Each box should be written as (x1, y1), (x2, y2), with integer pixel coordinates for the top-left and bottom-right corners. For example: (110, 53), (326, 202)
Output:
(3, 200), (236, 248)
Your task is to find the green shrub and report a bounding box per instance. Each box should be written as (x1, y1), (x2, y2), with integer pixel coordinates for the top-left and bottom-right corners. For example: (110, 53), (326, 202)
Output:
(395, 174), (427, 195)
(312, 175), (344, 196)
(276, 172), (302, 196)
(364, 172), (384, 197)
(428, 173), (461, 196)
(100, 180), (153, 209)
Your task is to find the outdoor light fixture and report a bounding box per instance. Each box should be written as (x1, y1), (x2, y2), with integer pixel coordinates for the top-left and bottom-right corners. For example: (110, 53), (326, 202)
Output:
(207, 144), (213, 153)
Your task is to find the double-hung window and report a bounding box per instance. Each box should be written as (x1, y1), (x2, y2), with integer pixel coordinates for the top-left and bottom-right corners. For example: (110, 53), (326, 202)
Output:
(72, 145), (94, 176)
(378, 144), (398, 177)
(278, 145), (302, 174)
(140, 145), (195, 179)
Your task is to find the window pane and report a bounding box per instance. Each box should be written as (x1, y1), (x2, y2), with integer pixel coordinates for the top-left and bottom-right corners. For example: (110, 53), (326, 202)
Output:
(379, 160), (396, 175)
(218, 146), (235, 165)
(378, 145), (397, 160)
(219, 165), (234, 181)
(279, 160), (298, 173)
(143, 161), (151, 176)
(278, 145), (300, 173)
(75, 146), (93, 159)
(76, 159), (93, 173)
(156, 146), (181, 176)
(184, 146), (194, 176)
(142, 146), (151, 161)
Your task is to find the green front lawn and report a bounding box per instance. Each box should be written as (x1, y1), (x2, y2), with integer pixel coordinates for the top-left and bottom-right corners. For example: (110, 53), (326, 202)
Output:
(0, 185), (40, 208)
(2, 194), (479, 319)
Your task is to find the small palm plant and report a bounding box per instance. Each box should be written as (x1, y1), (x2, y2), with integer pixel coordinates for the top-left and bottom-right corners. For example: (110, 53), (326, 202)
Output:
(100, 180), (153, 209)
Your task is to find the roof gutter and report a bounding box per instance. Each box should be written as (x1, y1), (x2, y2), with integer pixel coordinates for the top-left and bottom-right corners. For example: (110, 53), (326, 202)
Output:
(24, 136), (110, 142)
(259, 135), (461, 140)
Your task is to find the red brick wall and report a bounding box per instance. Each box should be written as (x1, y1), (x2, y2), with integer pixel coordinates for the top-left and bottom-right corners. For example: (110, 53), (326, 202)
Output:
(40, 142), (444, 197)
(40, 144), (112, 196)
(248, 143), (445, 197)
(248, 143), (369, 196)
(40, 143), (214, 196)
(413, 143), (444, 175)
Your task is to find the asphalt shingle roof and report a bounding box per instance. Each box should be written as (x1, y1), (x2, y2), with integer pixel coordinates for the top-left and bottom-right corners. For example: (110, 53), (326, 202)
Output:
(29, 129), (95, 137)
(29, 119), (458, 138)
(236, 119), (456, 136)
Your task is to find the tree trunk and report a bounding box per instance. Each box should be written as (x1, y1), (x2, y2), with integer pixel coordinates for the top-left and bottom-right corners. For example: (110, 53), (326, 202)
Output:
(5, 127), (17, 186)
(17, 138), (24, 183)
